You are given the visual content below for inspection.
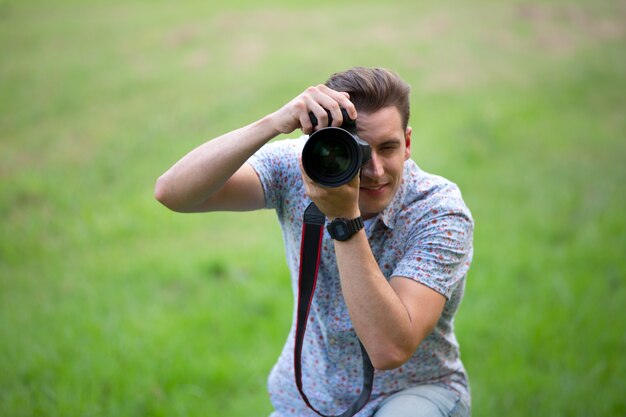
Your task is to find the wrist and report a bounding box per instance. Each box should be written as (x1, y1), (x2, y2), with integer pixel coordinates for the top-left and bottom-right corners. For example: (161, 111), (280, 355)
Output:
(264, 109), (300, 136)
(327, 210), (361, 222)
(256, 113), (283, 138)
(327, 215), (364, 241)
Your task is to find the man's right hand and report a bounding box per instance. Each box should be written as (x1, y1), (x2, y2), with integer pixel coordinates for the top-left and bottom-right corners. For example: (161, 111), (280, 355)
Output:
(269, 84), (357, 135)
(155, 84), (357, 213)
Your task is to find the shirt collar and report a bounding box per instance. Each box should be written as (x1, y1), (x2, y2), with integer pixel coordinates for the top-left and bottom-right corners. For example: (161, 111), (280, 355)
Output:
(368, 161), (415, 230)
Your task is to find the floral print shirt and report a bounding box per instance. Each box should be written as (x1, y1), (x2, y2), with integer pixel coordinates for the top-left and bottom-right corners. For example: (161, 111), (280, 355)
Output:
(247, 137), (474, 417)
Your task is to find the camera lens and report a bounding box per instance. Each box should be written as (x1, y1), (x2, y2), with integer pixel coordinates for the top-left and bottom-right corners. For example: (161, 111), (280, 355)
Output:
(302, 127), (370, 188)
(311, 137), (351, 177)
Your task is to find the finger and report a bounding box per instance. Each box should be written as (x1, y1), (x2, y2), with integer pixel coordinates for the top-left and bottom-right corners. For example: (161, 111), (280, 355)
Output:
(303, 85), (342, 126)
(298, 156), (309, 180)
(297, 108), (314, 134)
(304, 96), (330, 130)
(338, 94), (357, 121)
(298, 157), (316, 199)
(349, 169), (361, 188)
(298, 156), (305, 176)
(311, 85), (344, 127)
(317, 85), (357, 122)
(328, 103), (343, 128)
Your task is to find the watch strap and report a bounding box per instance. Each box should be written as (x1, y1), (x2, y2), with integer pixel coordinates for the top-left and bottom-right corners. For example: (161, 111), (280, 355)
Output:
(346, 216), (365, 235)
(327, 216), (364, 241)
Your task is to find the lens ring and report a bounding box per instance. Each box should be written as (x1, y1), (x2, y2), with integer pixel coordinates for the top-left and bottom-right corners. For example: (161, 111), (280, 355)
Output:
(302, 128), (363, 187)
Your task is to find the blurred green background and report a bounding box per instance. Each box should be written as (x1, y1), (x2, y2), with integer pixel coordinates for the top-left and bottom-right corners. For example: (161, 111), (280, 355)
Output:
(1, 0), (625, 416)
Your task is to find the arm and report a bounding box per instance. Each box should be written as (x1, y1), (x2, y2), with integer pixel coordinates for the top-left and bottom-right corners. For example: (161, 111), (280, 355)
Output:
(154, 85), (357, 213)
(299, 164), (447, 370)
(154, 118), (276, 212)
(334, 232), (446, 370)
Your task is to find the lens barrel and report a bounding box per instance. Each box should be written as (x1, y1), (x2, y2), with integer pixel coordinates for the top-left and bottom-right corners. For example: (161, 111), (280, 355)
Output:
(302, 110), (371, 187)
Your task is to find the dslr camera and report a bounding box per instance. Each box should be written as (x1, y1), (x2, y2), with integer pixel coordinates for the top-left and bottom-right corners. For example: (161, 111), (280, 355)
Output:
(302, 108), (371, 188)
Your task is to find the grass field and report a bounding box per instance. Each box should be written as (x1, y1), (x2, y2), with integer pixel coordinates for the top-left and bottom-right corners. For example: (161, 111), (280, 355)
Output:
(1, 0), (625, 416)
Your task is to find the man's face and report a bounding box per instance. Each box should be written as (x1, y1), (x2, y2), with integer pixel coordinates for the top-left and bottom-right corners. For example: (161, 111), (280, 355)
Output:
(356, 106), (412, 220)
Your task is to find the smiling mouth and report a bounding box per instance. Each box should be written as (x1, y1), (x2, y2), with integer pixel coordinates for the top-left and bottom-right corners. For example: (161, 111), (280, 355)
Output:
(360, 184), (387, 192)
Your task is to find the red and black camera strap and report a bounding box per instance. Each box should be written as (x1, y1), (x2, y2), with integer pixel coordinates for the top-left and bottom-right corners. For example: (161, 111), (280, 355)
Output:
(294, 202), (374, 417)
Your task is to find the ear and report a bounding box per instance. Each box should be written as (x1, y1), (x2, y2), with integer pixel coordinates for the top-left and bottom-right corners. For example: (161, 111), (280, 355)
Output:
(404, 126), (412, 160)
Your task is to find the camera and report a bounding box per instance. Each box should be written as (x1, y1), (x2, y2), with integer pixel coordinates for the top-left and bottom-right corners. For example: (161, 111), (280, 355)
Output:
(302, 108), (371, 188)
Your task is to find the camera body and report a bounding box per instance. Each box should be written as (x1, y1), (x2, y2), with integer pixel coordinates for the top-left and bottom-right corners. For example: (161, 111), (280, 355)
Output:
(302, 109), (371, 188)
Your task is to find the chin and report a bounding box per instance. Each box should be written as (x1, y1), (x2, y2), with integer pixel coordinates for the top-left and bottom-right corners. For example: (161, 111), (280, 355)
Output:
(360, 200), (389, 219)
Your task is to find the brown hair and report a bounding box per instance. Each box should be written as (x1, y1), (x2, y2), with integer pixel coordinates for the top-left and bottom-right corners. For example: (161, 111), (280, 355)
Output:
(325, 67), (411, 130)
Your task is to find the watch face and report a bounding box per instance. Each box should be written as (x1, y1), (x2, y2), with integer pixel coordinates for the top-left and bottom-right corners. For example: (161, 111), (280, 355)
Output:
(333, 222), (349, 240)
(328, 217), (362, 241)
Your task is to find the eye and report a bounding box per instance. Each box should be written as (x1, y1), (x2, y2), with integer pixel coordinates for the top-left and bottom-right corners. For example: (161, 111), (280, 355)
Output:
(379, 144), (398, 153)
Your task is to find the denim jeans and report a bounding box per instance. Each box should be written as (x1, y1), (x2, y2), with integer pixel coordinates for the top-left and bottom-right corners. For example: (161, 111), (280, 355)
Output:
(373, 384), (470, 417)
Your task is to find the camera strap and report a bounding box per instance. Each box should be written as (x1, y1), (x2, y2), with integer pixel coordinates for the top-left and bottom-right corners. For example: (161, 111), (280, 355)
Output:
(294, 202), (374, 417)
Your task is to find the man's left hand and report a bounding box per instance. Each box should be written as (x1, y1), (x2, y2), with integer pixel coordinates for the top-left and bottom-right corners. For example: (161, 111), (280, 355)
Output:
(298, 158), (361, 220)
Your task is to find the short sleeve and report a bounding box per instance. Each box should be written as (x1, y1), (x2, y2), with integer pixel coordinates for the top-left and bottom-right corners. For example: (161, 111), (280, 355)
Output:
(246, 138), (304, 214)
(392, 194), (474, 299)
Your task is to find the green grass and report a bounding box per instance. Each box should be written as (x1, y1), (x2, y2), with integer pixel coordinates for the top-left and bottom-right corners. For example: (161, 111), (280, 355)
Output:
(1, 0), (625, 416)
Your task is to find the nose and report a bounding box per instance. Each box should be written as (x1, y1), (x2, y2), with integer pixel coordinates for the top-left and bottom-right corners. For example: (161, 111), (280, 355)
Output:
(362, 152), (384, 179)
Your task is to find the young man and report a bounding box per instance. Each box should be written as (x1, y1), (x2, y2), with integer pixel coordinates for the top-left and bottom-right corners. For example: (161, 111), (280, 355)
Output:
(155, 67), (473, 417)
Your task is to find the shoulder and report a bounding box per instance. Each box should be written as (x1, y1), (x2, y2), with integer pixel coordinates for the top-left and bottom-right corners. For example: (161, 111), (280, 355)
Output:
(247, 136), (306, 186)
(389, 162), (474, 298)
(245, 137), (307, 211)
(401, 160), (473, 226)
(251, 136), (306, 162)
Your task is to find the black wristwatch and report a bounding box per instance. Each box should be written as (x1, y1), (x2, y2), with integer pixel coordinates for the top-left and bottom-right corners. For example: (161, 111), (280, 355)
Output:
(327, 216), (364, 241)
